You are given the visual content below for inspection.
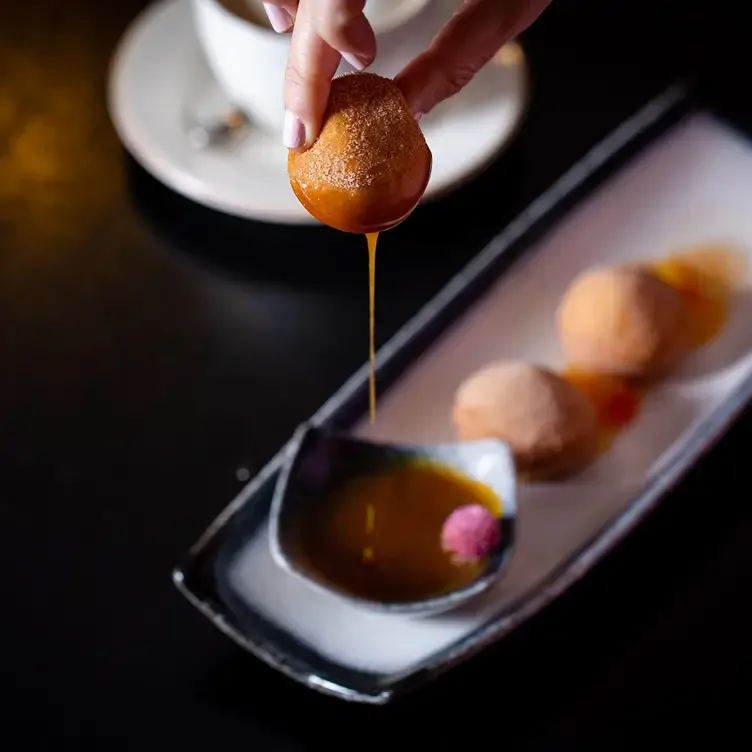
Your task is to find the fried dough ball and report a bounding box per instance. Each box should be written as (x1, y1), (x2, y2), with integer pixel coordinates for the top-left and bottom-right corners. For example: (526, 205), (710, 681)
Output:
(452, 361), (599, 482)
(287, 73), (432, 234)
(556, 265), (686, 379)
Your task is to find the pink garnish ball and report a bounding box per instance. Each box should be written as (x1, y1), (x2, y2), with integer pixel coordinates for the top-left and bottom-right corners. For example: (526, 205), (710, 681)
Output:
(441, 504), (501, 563)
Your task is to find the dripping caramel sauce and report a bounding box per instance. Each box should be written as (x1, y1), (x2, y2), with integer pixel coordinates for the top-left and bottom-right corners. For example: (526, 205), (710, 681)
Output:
(563, 245), (745, 451)
(362, 502), (376, 564)
(366, 232), (378, 424)
(296, 460), (502, 603)
(365, 233), (378, 564)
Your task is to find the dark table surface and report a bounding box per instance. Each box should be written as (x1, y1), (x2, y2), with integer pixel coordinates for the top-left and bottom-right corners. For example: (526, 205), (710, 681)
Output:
(3, 0), (752, 748)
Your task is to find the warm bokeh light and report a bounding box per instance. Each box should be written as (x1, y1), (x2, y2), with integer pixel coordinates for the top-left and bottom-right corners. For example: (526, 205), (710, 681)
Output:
(495, 41), (524, 67)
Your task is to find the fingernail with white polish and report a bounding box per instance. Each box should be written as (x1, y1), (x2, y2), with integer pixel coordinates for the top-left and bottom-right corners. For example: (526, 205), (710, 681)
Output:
(263, 3), (293, 33)
(283, 110), (305, 149)
(341, 51), (369, 71)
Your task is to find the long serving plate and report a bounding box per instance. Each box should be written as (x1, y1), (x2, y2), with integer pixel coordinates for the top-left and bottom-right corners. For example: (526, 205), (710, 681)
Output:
(173, 80), (752, 704)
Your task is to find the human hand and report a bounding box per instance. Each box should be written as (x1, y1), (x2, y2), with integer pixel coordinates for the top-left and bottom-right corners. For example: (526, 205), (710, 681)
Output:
(262, 0), (551, 151)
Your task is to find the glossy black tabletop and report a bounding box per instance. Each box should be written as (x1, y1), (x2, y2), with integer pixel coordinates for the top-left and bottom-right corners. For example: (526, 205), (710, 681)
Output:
(3, 0), (752, 748)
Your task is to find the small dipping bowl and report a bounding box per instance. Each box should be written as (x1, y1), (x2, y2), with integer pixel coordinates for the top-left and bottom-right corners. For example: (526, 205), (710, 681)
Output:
(269, 423), (517, 617)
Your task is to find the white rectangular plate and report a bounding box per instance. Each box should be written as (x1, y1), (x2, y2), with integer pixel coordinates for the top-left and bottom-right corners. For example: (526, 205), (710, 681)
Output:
(175, 88), (752, 703)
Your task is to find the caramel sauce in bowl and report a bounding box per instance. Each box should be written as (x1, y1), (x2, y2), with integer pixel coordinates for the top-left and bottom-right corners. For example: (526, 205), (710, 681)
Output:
(269, 424), (517, 617)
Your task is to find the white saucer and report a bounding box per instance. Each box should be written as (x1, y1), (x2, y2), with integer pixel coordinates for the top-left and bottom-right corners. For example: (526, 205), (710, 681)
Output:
(107, 0), (530, 224)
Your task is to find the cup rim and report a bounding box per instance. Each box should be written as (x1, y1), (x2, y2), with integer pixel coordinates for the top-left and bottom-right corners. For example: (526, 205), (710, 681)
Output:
(201, 0), (434, 38)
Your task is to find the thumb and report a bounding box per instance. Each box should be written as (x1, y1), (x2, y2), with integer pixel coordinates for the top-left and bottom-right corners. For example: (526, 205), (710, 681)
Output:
(395, 0), (549, 117)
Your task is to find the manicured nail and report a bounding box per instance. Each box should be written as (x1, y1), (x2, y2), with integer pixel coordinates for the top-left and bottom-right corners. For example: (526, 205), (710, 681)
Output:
(283, 110), (305, 149)
(263, 3), (293, 33)
(341, 51), (369, 71)
(414, 111), (425, 122)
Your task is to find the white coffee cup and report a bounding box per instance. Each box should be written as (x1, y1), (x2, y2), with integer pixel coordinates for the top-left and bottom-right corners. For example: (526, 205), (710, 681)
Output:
(192, 0), (443, 135)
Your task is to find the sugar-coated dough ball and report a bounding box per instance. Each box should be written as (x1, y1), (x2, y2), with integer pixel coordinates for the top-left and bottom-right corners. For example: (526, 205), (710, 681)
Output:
(452, 361), (599, 481)
(556, 265), (686, 378)
(287, 73), (431, 234)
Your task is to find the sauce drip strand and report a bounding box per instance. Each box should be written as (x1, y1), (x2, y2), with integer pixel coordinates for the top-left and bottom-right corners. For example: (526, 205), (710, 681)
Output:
(563, 246), (744, 450)
(367, 232), (378, 424)
(296, 460), (501, 603)
(362, 502), (375, 564)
